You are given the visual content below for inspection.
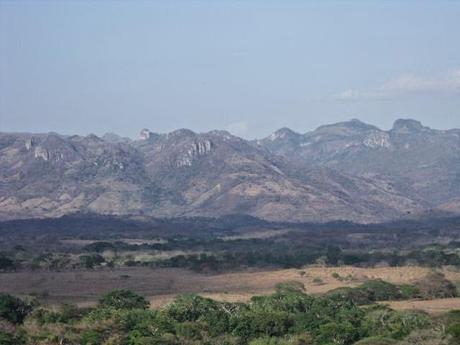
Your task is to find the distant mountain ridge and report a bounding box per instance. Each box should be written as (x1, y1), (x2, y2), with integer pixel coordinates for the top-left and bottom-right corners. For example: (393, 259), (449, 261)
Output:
(1, 119), (459, 222)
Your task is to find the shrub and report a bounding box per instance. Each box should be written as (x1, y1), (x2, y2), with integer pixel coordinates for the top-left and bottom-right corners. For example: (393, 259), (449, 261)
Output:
(81, 330), (103, 345)
(414, 272), (457, 299)
(326, 280), (418, 305)
(32, 304), (90, 325)
(79, 254), (105, 269)
(165, 294), (241, 336)
(363, 306), (431, 339)
(0, 256), (15, 271)
(326, 287), (372, 305)
(83, 241), (115, 253)
(0, 294), (33, 324)
(399, 284), (420, 299)
(0, 331), (16, 345)
(275, 281), (305, 293)
(98, 290), (149, 310)
(359, 280), (402, 301)
(312, 277), (324, 285)
(332, 272), (342, 281)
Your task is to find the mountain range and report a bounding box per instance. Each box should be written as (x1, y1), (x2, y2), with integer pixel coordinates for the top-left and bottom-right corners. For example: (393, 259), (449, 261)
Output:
(1, 119), (459, 223)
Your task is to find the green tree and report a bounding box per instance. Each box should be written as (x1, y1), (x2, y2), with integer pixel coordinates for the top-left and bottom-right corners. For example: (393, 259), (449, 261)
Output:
(98, 289), (149, 310)
(0, 294), (33, 324)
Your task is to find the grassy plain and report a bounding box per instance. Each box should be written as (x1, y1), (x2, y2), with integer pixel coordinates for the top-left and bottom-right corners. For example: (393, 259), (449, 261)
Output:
(2, 265), (460, 311)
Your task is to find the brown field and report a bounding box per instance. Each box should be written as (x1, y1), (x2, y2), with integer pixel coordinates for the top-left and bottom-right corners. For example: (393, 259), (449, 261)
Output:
(383, 298), (460, 313)
(1, 265), (460, 310)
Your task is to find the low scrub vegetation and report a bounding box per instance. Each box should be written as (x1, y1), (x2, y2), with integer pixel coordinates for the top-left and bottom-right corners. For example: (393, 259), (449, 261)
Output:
(1, 282), (460, 345)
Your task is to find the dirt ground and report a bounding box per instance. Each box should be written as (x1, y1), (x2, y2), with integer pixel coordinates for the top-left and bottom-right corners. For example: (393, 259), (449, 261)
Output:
(1, 265), (460, 309)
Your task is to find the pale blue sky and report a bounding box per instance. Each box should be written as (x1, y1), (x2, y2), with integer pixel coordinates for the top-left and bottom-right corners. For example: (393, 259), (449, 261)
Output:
(1, 1), (459, 138)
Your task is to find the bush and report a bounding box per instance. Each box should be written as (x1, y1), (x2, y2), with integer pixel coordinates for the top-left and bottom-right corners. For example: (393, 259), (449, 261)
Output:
(0, 256), (15, 271)
(0, 329), (27, 345)
(32, 304), (90, 325)
(326, 287), (373, 305)
(275, 281), (305, 293)
(326, 280), (419, 305)
(98, 290), (149, 310)
(0, 331), (16, 345)
(446, 323), (460, 344)
(359, 280), (403, 301)
(363, 306), (431, 339)
(81, 330), (103, 345)
(414, 272), (458, 299)
(79, 254), (105, 269)
(0, 294), (33, 324)
(399, 284), (420, 300)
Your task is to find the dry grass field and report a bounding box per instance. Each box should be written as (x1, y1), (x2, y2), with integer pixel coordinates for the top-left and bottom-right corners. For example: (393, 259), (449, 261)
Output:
(2, 265), (460, 310)
(383, 298), (460, 313)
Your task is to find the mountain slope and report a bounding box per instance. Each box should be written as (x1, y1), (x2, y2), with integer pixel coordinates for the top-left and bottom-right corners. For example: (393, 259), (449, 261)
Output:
(0, 118), (458, 223)
(257, 119), (460, 209)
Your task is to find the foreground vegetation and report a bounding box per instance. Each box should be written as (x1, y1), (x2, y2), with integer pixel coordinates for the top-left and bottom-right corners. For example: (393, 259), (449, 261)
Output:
(1, 281), (460, 345)
(2, 215), (460, 344)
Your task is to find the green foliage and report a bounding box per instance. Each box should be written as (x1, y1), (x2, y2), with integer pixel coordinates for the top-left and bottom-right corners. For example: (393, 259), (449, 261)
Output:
(0, 331), (17, 345)
(327, 280), (420, 305)
(81, 330), (103, 345)
(0, 329), (27, 345)
(414, 272), (458, 299)
(444, 310), (460, 345)
(275, 281), (305, 293)
(79, 254), (105, 269)
(326, 287), (372, 305)
(332, 272), (342, 280)
(398, 284), (420, 300)
(84, 306), (121, 322)
(0, 255), (15, 271)
(0, 294), (33, 324)
(2, 288), (457, 345)
(98, 289), (149, 310)
(362, 306), (431, 340)
(359, 280), (403, 301)
(32, 303), (90, 325)
(83, 241), (115, 253)
(248, 333), (315, 345)
(446, 323), (460, 342)
(165, 294), (242, 336)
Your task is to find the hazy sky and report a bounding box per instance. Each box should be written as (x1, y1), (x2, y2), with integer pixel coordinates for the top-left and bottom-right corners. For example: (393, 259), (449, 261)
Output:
(1, 1), (460, 139)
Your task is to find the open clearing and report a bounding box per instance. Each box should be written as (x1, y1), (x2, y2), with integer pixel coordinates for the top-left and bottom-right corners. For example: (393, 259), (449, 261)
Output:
(1, 265), (460, 309)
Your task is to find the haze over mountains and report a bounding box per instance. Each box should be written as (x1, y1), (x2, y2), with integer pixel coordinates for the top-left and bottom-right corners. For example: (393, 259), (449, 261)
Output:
(1, 119), (459, 223)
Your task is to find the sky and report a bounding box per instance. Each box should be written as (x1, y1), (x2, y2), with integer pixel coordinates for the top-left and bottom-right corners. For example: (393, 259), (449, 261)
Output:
(1, 1), (460, 139)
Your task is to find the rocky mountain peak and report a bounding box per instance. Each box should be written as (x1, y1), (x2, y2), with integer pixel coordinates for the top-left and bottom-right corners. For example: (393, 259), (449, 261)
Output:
(315, 119), (378, 135)
(139, 128), (153, 140)
(206, 130), (234, 141)
(269, 127), (301, 141)
(392, 119), (427, 133)
(167, 129), (196, 139)
(102, 132), (131, 144)
(1, 118), (459, 223)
